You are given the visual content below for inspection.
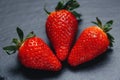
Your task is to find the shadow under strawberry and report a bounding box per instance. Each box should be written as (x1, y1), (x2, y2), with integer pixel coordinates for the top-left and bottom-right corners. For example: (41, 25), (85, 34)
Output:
(10, 59), (63, 80)
(0, 75), (7, 80)
(20, 67), (62, 80)
(67, 48), (113, 72)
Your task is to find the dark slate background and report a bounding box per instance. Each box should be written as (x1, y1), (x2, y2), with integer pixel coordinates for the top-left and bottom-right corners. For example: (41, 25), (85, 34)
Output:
(0, 0), (120, 80)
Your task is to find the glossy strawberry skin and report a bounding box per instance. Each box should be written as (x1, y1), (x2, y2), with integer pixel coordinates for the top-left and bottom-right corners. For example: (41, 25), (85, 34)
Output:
(46, 10), (78, 61)
(18, 37), (61, 71)
(68, 26), (109, 66)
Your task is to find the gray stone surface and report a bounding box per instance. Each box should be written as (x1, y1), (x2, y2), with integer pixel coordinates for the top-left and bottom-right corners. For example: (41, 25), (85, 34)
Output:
(0, 0), (120, 80)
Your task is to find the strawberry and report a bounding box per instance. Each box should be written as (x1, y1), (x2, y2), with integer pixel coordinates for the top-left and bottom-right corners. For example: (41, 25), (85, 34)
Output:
(3, 27), (61, 71)
(68, 17), (114, 67)
(45, 0), (81, 61)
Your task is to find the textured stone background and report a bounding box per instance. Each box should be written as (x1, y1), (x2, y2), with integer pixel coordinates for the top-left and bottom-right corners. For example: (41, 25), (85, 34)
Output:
(0, 0), (120, 80)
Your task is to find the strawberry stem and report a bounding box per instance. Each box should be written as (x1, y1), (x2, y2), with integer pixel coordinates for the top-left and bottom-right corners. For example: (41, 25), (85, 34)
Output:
(92, 17), (114, 47)
(3, 27), (36, 55)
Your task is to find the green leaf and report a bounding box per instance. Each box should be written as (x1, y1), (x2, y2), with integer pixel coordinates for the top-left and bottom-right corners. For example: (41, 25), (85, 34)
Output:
(96, 17), (102, 27)
(44, 5), (51, 15)
(107, 33), (114, 47)
(69, 0), (80, 10)
(72, 11), (81, 19)
(26, 31), (36, 39)
(17, 27), (24, 42)
(91, 21), (99, 26)
(55, 0), (80, 11)
(55, 1), (64, 10)
(12, 38), (20, 45)
(104, 20), (113, 28)
(3, 45), (17, 55)
(107, 33), (114, 41)
(104, 27), (112, 32)
(64, 0), (80, 10)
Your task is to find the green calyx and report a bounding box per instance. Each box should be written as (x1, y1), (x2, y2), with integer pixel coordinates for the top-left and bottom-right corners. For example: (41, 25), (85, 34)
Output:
(3, 27), (36, 55)
(92, 17), (114, 47)
(44, 0), (81, 19)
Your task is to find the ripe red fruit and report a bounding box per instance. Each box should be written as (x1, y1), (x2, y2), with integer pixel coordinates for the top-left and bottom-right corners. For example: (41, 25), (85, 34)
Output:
(3, 27), (61, 71)
(68, 17), (114, 67)
(45, 0), (80, 61)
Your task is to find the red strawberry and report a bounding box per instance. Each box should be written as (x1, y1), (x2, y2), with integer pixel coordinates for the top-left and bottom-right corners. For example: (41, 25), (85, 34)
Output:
(68, 17), (114, 67)
(3, 27), (61, 71)
(45, 0), (81, 61)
